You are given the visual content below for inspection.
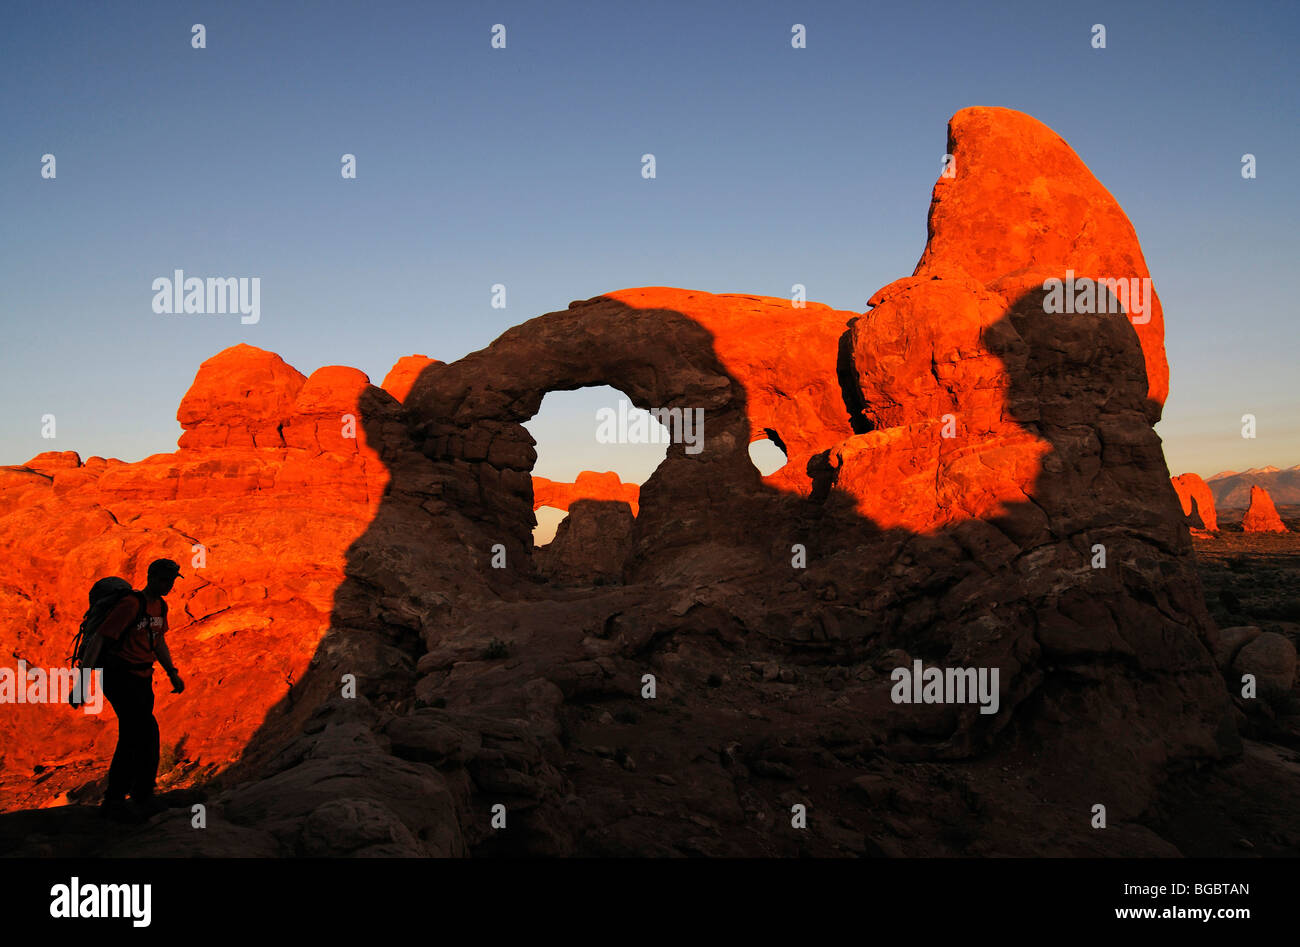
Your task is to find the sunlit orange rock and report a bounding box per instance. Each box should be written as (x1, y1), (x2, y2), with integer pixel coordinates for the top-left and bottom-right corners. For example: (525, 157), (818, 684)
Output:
(836, 277), (1054, 532)
(1241, 484), (1287, 533)
(0, 344), (405, 810)
(599, 288), (854, 496)
(532, 471), (640, 516)
(830, 107), (1173, 534)
(23, 451), (83, 470)
(911, 106), (1168, 418)
(1171, 473), (1218, 534)
(381, 355), (441, 403)
(176, 344), (307, 449)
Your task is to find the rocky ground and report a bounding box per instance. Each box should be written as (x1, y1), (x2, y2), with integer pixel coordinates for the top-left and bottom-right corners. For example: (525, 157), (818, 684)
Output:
(5, 565), (1299, 858)
(5, 515), (1299, 859)
(1189, 506), (1300, 749)
(1196, 506), (1300, 631)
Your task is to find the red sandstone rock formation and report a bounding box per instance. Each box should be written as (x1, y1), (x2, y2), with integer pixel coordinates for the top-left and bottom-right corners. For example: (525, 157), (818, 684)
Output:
(1172, 473), (1219, 534)
(911, 107), (1168, 416)
(833, 107), (1173, 533)
(393, 106), (1230, 838)
(1241, 484), (1287, 533)
(598, 288), (852, 497)
(381, 355), (441, 403)
(532, 471), (640, 516)
(0, 108), (1248, 858)
(0, 345), (427, 811)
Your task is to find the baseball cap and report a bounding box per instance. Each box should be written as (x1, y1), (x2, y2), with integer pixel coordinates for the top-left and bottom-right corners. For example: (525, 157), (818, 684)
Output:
(147, 558), (184, 579)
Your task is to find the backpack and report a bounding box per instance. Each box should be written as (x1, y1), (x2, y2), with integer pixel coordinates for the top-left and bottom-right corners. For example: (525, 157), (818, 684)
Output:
(69, 577), (145, 668)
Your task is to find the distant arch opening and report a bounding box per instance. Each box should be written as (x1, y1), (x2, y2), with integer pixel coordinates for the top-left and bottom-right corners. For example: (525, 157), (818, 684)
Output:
(533, 506), (568, 547)
(522, 386), (669, 548)
(749, 428), (789, 477)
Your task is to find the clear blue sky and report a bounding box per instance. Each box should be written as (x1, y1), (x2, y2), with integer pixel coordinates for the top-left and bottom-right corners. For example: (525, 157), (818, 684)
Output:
(2, 0), (1296, 484)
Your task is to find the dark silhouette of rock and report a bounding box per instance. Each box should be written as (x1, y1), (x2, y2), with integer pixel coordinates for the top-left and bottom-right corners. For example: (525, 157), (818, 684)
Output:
(535, 499), (635, 584)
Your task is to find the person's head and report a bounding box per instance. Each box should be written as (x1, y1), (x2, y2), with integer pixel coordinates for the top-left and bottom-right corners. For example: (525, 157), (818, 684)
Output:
(144, 558), (183, 597)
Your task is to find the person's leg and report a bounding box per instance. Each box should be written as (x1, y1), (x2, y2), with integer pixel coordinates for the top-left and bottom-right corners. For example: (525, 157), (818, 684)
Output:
(130, 676), (160, 802)
(102, 667), (134, 803)
(101, 667), (149, 821)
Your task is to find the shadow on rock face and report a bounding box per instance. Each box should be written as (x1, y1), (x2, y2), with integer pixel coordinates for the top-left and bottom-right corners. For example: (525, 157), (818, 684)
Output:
(535, 499), (636, 586)
(203, 274), (1234, 856)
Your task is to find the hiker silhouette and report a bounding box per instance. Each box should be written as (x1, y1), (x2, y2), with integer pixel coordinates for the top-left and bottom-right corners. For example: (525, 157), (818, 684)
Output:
(81, 557), (187, 823)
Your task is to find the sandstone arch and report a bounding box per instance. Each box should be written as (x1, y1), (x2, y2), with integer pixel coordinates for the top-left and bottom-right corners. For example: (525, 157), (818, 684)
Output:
(402, 289), (858, 578)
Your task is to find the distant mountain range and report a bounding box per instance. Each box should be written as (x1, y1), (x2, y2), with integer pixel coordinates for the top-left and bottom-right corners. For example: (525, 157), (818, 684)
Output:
(1206, 465), (1300, 508)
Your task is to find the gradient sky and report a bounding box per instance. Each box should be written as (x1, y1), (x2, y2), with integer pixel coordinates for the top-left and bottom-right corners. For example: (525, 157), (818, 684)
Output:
(2, 0), (1297, 488)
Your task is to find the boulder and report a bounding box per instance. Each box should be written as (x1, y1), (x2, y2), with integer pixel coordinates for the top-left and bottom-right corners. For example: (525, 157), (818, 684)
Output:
(1233, 632), (1297, 698)
(176, 343), (307, 449)
(1211, 626), (1262, 671)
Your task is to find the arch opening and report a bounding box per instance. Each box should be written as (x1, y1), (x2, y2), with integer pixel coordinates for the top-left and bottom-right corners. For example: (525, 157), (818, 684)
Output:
(533, 505), (568, 546)
(748, 428), (789, 477)
(522, 386), (668, 552)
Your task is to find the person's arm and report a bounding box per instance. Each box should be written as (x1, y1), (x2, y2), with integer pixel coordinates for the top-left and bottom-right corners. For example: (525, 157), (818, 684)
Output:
(154, 635), (184, 693)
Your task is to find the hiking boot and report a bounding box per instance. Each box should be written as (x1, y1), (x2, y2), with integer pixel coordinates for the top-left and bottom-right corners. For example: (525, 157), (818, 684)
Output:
(100, 797), (148, 824)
